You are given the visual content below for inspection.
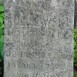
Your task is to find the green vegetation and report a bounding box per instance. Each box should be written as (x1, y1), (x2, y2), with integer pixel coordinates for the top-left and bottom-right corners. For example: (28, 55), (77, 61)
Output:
(74, 28), (77, 67)
(0, 5), (4, 61)
(0, 5), (4, 77)
(74, 28), (77, 77)
(75, 71), (77, 77)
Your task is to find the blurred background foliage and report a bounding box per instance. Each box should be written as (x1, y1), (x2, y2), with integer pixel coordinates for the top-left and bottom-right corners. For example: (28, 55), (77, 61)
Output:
(74, 0), (77, 77)
(74, 28), (77, 67)
(0, 5), (4, 77)
(0, 0), (4, 4)
(74, 28), (77, 77)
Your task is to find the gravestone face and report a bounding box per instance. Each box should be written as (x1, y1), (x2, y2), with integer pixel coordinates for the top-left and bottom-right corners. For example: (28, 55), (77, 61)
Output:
(4, 0), (74, 77)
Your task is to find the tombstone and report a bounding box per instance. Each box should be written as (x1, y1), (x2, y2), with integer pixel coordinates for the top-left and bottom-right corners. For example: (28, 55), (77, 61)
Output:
(4, 0), (74, 77)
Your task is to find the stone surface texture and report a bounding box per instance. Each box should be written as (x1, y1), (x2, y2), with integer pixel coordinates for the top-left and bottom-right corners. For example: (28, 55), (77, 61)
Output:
(4, 0), (74, 77)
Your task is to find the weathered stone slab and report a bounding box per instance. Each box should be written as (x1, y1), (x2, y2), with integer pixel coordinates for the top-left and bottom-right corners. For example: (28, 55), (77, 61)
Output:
(4, 0), (74, 77)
